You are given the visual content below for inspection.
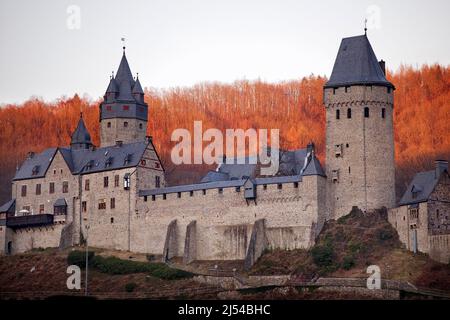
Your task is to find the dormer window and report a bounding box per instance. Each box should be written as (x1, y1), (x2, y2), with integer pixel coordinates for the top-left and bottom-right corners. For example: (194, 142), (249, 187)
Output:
(124, 154), (132, 165)
(105, 156), (113, 168)
(86, 160), (94, 170)
(31, 165), (40, 176)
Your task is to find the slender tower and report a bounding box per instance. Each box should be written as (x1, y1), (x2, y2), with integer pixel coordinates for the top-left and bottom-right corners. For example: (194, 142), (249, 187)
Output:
(324, 34), (396, 219)
(99, 47), (147, 147)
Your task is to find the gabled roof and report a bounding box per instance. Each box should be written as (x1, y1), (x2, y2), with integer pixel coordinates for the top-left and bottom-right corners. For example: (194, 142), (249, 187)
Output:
(0, 199), (15, 213)
(325, 35), (394, 89)
(13, 141), (150, 181)
(13, 148), (57, 181)
(302, 155), (326, 177)
(399, 170), (448, 206)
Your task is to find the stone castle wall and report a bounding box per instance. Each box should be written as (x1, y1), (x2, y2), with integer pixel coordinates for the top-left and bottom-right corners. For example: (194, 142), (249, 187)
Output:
(129, 175), (326, 261)
(324, 85), (395, 220)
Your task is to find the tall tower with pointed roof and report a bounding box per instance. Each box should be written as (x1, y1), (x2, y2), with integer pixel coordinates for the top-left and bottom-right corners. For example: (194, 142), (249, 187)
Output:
(324, 34), (396, 219)
(71, 113), (93, 150)
(99, 48), (147, 147)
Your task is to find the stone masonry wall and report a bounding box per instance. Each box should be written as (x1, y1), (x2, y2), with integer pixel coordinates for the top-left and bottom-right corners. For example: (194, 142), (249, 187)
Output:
(324, 85), (395, 220)
(100, 118), (147, 147)
(131, 175), (326, 261)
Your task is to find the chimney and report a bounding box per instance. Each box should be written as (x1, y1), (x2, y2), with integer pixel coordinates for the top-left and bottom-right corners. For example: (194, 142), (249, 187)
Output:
(379, 60), (386, 75)
(116, 140), (123, 147)
(435, 160), (448, 179)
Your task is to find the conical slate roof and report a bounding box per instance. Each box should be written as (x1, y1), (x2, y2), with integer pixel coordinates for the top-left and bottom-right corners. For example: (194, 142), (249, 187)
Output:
(106, 77), (118, 93)
(117, 79), (135, 101)
(324, 35), (394, 89)
(71, 115), (92, 146)
(132, 77), (144, 94)
(115, 52), (135, 87)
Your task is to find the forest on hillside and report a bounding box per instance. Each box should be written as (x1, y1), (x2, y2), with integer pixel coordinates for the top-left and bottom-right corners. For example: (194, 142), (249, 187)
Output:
(0, 64), (449, 204)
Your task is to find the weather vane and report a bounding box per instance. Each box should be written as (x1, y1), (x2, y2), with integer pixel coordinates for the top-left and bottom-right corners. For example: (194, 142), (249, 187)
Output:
(121, 37), (126, 52)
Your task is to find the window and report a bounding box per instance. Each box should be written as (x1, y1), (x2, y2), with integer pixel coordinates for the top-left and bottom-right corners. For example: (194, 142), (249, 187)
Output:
(82, 201), (87, 212)
(124, 122), (128, 127)
(387, 87), (391, 94)
(218, 188), (223, 194)
(54, 206), (67, 215)
(104, 176), (109, 188)
(277, 184), (282, 190)
(110, 217), (114, 224)
(202, 189), (206, 195)
(123, 105), (129, 111)
(163, 194), (167, 200)
(152, 195), (156, 201)
(346, 143), (349, 148)
(85, 179), (90, 191)
(49, 182), (55, 194)
(347, 108), (352, 119)
(348, 166), (351, 174)
(155, 176), (160, 188)
(107, 122), (111, 128)
(54, 169), (56, 175)
(39, 204), (44, 214)
(139, 123), (143, 129)
(177, 192), (181, 198)
(190, 191), (194, 197)
(263, 184), (267, 190)
(98, 199), (106, 210)
(236, 187), (241, 192)
(36, 184), (41, 195)
(336, 109), (340, 119)
(21, 185), (27, 197)
(62, 181), (69, 193)
(124, 173), (131, 189)
(345, 86), (350, 93)
(294, 182), (299, 188)
(364, 107), (370, 118)
(333, 88), (336, 95)
(382, 108), (386, 119)
(144, 196), (148, 202)
(110, 198), (115, 209)
(114, 175), (120, 187)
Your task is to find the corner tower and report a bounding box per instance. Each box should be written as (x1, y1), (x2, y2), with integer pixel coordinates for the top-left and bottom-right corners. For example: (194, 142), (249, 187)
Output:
(99, 47), (148, 147)
(324, 34), (395, 219)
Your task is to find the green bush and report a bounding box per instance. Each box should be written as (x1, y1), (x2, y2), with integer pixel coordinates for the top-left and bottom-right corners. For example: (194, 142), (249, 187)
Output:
(125, 282), (137, 292)
(342, 255), (355, 270)
(377, 227), (395, 241)
(311, 244), (335, 267)
(67, 250), (95, 268)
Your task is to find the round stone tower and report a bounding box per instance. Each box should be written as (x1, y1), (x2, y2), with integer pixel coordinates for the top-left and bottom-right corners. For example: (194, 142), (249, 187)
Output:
(324, 34), (395, 219)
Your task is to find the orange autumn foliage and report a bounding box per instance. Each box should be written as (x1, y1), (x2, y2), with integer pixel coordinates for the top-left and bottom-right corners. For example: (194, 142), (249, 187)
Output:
(0, 64), (449, 204)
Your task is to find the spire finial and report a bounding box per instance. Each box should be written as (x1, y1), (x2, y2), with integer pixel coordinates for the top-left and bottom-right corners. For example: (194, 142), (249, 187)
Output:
(364, 18), (367, 35)
(136, 72), (139, 79)
(121, 37), (126, 54)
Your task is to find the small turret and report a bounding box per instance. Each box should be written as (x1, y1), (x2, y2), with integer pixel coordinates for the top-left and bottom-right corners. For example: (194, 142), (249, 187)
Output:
(132, 75), (144, 102)
(71, 113), (93, 150)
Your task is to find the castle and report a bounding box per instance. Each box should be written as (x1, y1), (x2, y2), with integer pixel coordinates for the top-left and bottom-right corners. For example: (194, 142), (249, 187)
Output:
(0, 34), (448, 265)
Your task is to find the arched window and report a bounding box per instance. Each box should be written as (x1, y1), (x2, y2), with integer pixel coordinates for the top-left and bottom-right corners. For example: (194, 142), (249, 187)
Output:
(364, 107), (370, 118)
(336, 109), (340, 120)
(347, 108), (352, 119)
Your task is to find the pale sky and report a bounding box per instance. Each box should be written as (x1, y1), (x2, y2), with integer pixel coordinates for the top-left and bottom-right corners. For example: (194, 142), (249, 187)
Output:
(0, 0), (449, 104)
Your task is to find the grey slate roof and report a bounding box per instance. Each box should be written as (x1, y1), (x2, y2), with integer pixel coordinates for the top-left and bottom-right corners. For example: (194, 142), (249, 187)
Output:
(302, 156), (326, 177)
(132, 77), (144, 94)
(0, 199), (15, 213)
(70, 116), (92, 147)
(115, 52), (135, 88)
(106, 77), (118, 93)
(399, 170), (448, 206)
(54, 198), (67, 207)
(200, 171), (230, 183)
(325, 35), (394, 89)
(13, 141), (149, 181)
(13, 148), (57, 180)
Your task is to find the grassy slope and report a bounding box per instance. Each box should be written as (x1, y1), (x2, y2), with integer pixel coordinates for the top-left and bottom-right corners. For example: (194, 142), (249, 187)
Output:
(250, 208), (450, 291)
